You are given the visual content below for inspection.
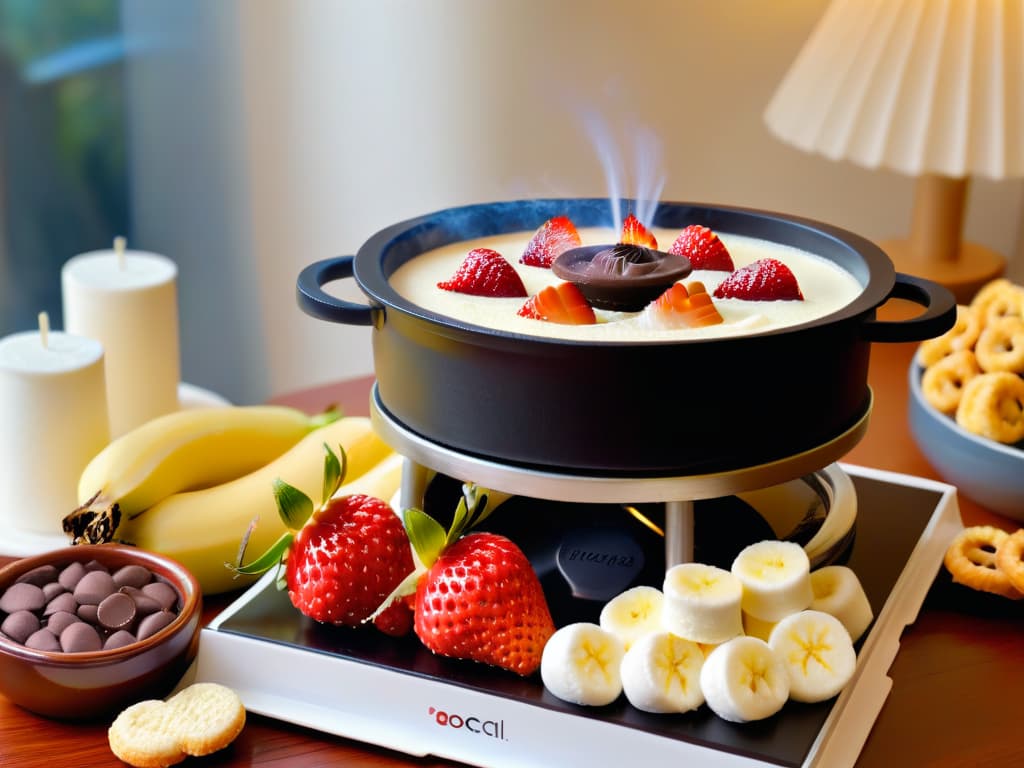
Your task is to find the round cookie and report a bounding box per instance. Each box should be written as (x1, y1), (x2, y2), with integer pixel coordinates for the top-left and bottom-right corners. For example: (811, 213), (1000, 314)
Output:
(108, 683), (245, 768)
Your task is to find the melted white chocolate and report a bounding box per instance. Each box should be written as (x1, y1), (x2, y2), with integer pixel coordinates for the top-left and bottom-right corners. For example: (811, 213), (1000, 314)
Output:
(389, 227), (862, 341)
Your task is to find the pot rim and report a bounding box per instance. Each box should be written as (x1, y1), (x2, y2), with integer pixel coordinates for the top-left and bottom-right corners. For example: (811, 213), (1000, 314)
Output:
(353, 197), (895, 347)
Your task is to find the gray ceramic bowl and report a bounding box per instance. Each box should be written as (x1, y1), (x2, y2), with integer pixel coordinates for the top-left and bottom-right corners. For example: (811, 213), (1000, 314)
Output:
(908, 362), (1024, 521)
(0, 544), (201, 720)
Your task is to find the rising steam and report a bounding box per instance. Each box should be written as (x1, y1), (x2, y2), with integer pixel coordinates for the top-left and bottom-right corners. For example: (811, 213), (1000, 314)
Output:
(579, 107), (665, 233)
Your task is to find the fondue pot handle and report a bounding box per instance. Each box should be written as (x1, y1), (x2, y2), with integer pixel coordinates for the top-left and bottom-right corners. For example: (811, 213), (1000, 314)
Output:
(860, 273), (957, 343)
(296, 256), (376, 326)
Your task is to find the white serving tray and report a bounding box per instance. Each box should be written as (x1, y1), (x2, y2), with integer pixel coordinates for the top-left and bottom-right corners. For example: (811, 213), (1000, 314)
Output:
(185, 464), (961, 768)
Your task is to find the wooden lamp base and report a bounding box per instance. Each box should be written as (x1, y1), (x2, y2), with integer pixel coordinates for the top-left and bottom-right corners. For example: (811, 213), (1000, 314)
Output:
(878, 174), (1007, 305)
(877, 238), (1006, 305)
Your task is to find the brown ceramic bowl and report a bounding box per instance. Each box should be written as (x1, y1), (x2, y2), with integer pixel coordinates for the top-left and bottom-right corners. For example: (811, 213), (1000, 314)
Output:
(0, 544), (201, 720)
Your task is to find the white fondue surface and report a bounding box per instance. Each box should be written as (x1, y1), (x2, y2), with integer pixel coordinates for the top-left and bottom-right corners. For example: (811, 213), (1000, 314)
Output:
(389, 227), (863, 341)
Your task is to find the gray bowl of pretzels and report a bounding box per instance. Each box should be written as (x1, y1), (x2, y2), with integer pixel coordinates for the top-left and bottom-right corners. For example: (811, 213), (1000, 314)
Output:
(909, 278), (1024, 521)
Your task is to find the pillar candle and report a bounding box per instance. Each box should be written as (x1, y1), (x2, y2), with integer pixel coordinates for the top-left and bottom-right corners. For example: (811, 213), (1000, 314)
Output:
(62, 239), (181, 437)
(0, 317), (110, 535)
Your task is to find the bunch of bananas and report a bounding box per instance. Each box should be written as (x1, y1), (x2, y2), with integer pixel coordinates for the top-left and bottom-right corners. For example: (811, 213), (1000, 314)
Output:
(62, 406), (402, 595)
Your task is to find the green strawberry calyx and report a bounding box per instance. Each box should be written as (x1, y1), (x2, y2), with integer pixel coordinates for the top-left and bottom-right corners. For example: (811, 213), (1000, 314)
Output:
(366, 483), (494, 623)
(228, 442), (348, 587)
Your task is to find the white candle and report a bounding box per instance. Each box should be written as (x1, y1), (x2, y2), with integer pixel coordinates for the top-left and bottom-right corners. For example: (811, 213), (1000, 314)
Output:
(62, 240), (181, 437)
(0, 317), (110, 535)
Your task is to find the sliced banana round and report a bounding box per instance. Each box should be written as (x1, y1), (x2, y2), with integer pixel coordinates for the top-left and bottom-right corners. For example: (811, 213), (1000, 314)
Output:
(663, 563), (743, 645)
(599, 585), (664, 651)
(810, 565), (874, 643)
(768, 609), (857, 703)
(699, 636), (790, 723)
(540, 622), (624, 707)
(731, 540), (813, 622)
(620, 631), (705, 714)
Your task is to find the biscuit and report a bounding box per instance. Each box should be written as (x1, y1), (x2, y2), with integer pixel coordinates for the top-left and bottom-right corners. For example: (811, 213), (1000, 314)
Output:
(955, 371), (1024, 444)
(916, 304), (982, 367)
(920, 349), (980, 414)
(943, 526), (1024, 600)
(108, 682), (245, 768)
(995, 529), (1024, 595)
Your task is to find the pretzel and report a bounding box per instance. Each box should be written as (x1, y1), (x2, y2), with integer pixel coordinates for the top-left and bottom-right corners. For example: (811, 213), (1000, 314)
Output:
(955, 371), (1024, 444)
(943, 526), (1024, 599)
(970, 278), (1024, 325)
(917, 304), (983, 367)
(974, 316), (1024, 374)
(995, 529), (1024, 595)
(920, 349), (981, 414)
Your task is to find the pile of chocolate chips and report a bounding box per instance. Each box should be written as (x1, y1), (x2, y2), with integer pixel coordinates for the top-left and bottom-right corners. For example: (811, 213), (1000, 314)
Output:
(0, 559), (181, 653)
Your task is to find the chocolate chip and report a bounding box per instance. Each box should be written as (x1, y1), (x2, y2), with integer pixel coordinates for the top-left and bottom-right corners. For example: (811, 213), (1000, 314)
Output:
(73, 570), (116, 605)
(77, 604), (99, 623)
(0, 582), (45, 614)
(1, 611), (40, 644)
(112, 564), (152, 590)
(137, 610), (175, 640)
(120, 586), (162, 616)
(97, 592), (136, 631)
(58, 561), (87, 591)
(141, 581), (178, 611)
(15, 565), (58, 587)
(43, 592), (78, 617)
(45, 611), (80, 636)
(60, 621), (102, 653)
(42, 582), (66, 601)
(103, 630), (137, 650)
(25, 628), (61, 652)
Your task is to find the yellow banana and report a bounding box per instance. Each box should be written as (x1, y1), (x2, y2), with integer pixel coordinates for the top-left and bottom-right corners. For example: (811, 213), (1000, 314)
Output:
(118, 416), (398, 595)
(74, 405), (334, 518)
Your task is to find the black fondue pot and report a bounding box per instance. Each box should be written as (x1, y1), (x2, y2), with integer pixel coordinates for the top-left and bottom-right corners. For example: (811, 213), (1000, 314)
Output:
(297, 198), (955, 475)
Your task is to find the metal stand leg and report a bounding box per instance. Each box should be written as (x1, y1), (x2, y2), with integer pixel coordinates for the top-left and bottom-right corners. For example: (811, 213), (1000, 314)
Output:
(664, 500), (694, 566)
(400, 457), (431, 511)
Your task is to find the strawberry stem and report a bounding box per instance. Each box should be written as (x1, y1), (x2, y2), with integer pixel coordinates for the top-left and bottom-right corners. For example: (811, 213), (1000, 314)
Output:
(231, 530), (294, 576)
(321, 443), (346, 505)
(273, 479), (314, 529)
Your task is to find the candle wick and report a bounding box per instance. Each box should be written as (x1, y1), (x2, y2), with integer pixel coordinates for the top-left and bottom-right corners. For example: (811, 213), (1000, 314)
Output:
(114, 235), (127, 270)
(38, 311), (50, 349)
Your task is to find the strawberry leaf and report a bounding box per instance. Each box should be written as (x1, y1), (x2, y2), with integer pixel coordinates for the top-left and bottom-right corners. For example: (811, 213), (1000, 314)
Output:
(404, 507), (447, 568)
(321, 443), (346, 504)
(231, 530), (294, 576)
(274, 479), (314, 529)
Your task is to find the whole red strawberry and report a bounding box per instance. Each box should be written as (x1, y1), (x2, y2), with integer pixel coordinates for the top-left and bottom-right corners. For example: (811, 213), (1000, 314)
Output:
(233, 444), (414, 634)
(286, 493), (413, 626)
(437, 248), (527, 297)
(713, 257), (804, 301)
(414, 531), (555, 676)
(376, 486), (555, 676)
(668, 225), (735, 271)
(520, 215), (582, 268)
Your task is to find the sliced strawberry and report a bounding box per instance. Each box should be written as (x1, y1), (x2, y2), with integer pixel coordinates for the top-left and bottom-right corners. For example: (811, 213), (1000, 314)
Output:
(520, 215), (582, 268)
(620, 213), (658, 249)
(517, 282), (596, 325)
(437, 248), (527, 297)
(648, 281), (724, 328)
(668, 225), (734, 271)
(713, 258), (804, 301)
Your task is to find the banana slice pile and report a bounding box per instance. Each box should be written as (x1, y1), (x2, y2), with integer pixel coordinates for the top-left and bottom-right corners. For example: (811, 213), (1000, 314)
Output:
(540, 539), (873, 724)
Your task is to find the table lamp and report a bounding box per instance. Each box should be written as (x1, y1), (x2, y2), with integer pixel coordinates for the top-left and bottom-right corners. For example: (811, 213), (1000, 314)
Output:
(764, 0), (1024, 303)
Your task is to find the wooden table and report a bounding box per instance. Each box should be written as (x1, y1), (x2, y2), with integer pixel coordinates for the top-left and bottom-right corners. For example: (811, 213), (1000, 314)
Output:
(2, 340), (1022, 767)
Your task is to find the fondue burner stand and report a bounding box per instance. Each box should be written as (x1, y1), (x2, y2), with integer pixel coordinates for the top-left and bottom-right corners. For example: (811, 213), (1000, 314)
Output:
(369, 385), (871, 570)
(189, 386), (962, 768)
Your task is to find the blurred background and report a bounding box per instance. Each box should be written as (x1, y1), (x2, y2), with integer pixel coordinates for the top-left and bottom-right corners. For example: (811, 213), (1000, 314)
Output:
(2, 0), (1022, 405)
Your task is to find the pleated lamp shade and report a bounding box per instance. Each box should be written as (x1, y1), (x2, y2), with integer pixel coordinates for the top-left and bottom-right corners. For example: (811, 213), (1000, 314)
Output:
(765, 0), (1024, 300)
